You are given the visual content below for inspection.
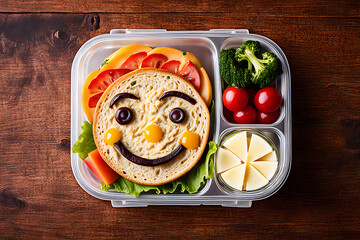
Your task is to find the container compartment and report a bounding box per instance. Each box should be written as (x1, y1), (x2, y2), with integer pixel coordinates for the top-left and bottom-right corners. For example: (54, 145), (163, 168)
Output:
(219, 37), (289, 127)
(71, 35), (219, 200)
(214, 127), (289, 200)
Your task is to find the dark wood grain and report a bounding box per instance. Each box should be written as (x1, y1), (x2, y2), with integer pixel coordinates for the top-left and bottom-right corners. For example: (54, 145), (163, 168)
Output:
(1, 0), (359, 17)
(0, 0), (359, 239)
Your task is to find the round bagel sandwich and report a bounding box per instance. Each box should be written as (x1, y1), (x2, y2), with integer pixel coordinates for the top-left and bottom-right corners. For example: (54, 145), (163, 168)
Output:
(93, 68), (210, 186)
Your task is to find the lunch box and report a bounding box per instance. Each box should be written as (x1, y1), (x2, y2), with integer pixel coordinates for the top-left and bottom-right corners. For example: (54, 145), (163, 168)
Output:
(71, 29), (292, 207)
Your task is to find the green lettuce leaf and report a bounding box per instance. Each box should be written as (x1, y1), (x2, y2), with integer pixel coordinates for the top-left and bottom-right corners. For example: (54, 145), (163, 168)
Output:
(101, 141), (217, 197)
(71, 121), (97, 159)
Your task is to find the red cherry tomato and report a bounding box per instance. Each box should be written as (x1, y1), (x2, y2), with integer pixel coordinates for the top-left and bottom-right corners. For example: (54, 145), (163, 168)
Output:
(141, 53), (168, 68)
(257, 109), (280, 124)
(233, 105), (257, 124)
(179, 61), (201, 91)
(246, 88), (257, 106)
(223, 107), (234, 123)
(120, 52), (148, 70)
(254, 87), (282, 112)
(160, 60), (181, 73)
(222, 87), (249, 112)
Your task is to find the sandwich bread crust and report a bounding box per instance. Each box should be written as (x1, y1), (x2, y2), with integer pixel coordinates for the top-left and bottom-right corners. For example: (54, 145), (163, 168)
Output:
(93, 68), (210, 185)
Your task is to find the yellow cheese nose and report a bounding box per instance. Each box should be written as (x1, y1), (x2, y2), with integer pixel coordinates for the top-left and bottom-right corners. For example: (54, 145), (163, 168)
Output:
(144, 125), (163, 143)
(180, 131), (199, 149)
(105, 128), (121, 145)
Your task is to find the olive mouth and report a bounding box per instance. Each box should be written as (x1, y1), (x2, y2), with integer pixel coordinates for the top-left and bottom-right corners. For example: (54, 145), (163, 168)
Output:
(113, 141), (185, 166)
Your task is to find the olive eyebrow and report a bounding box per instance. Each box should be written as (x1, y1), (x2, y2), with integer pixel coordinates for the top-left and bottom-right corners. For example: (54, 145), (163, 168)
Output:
(159, 91), (197, 105)
(109, 93), (139, 108)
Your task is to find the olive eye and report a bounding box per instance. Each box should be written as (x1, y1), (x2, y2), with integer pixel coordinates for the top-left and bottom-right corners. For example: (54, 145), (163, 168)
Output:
(116, 107), (133, 125)
(170, 108), (185, 123)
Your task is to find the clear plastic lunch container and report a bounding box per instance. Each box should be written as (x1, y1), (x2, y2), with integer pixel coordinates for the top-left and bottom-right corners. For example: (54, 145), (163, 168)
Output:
(71, 29), (292, 207)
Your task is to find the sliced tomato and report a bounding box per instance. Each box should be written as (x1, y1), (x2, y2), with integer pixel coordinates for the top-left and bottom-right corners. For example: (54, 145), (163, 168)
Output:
(84, 149), (120, 185)
(87, 69), (132, 109)
(120, 51), (148, 70)
(88, 92), (103, 108)
(101, 44), (152, 70)
(88, 69), (132, 94)
(141, 53), (168, 68)
(160, 60), (181, 73)
(179, 61), (201, 91)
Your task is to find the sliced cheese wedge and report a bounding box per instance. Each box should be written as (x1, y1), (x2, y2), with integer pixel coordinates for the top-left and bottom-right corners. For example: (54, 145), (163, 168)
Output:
(220, 164), (246, 191)
(223, 131), (247, 162)
(250, 162), (278, 181)
(257, 150), (277, 161)
(216, 147), (242, 173)
(147, 47), (184, 61)
(244, 164), (269, 191)
(247, 134), (273, 162)
(199, 67), (212, 106)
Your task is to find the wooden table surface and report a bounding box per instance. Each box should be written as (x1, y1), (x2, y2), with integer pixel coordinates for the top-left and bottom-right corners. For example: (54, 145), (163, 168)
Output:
(1, 0), (359, 239)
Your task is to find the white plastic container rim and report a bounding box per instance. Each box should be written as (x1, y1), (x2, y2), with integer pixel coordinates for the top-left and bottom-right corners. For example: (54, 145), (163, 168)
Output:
(71, 29), (292, 207)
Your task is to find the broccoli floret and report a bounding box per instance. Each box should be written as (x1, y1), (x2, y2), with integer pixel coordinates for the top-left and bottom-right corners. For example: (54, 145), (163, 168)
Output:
(229, 63), (253, 88)
(235, 40), (282, 88)
(219, 49), (253, 88)
(254, 52), (283, 88)
(219, 49), (235, 86)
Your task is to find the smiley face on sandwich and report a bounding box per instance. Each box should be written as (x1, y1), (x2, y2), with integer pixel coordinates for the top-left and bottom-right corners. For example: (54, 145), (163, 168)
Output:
(93, 68), (210, 186)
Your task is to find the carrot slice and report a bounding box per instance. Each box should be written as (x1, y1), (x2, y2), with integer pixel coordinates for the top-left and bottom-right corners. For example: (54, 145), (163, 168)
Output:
(84, 149), (119, 185)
